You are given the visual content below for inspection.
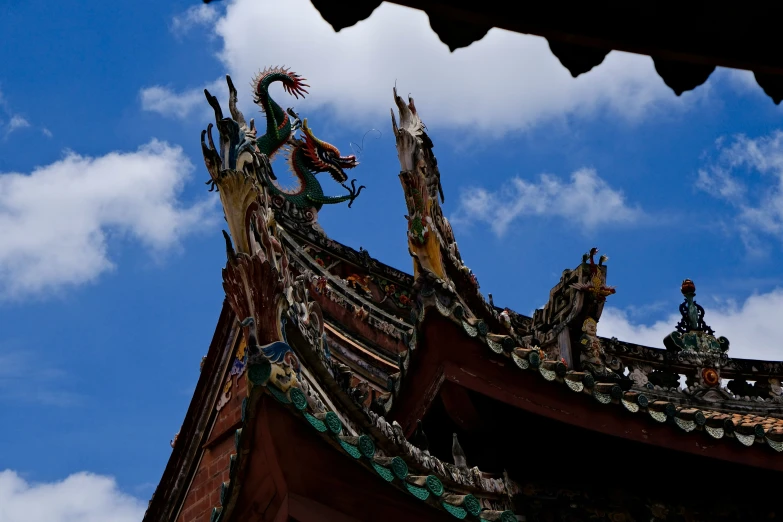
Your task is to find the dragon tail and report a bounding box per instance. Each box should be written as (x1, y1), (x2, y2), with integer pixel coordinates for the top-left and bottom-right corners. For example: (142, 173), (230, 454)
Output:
(251, 66), (309, 112)
(251, 66), (310, 158)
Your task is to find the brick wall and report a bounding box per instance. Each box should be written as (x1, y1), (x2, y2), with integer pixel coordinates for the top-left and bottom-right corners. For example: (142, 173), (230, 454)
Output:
(177, 368), (247, 522)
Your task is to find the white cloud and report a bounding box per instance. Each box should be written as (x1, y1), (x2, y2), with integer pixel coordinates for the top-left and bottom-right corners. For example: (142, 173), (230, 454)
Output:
(5, 115), (29, 136)
(140, 78), (226, 120)
(145, 0), (690, 132)
(600, 288), (783, 361)
(697, 130), (783, 251)
(2, 115), (31, 140)
(0, 140), (215, 299)
(721, 68), (759, 94)
(0, 89), (43, 139)
(0, 470), (146, 522)
(696, 164), (746, 200)
(717, 67), (783, 102)
(451, 168), (643, 236)
(171, 4), (220, 38)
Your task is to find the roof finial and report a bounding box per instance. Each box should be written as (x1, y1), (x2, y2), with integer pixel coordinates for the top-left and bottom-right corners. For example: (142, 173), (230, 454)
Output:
(664, 279), (729, 357)
(675, 279), (714, 335)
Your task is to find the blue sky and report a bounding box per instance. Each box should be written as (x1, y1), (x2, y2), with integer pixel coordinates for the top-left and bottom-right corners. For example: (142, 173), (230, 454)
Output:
(1, 0), (783, 520)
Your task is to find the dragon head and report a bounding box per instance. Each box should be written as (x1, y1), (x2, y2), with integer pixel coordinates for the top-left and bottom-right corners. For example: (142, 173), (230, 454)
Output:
(300, 118), (358, 183)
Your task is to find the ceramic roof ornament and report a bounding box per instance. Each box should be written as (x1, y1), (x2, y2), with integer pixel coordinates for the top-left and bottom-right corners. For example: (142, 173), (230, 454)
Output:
(663, 279), (732, 401)
(664, 279), (730, 360)
(249, 67), (364, 211)
(392, 86), (447, 281)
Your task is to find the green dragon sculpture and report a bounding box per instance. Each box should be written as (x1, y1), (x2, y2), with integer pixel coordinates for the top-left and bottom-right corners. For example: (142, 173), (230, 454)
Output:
(250, 66), (365, 210)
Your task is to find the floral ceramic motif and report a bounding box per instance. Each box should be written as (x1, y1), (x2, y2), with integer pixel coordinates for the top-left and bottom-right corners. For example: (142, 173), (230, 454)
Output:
(377, 277), (413, 309)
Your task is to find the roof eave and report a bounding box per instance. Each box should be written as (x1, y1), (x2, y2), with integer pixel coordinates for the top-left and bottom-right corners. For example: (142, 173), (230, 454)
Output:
(308, 0), (783, 104)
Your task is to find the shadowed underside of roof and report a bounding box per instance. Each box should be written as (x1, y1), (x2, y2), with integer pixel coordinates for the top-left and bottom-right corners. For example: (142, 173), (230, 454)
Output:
(303, 0), (783, 104)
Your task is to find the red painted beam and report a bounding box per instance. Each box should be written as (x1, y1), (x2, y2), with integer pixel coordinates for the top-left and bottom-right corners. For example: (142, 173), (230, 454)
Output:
(232, 399), (289, 521)
(439, 381), (482, 432)
(234, 395), (457, 522)
(289, 494), (364, 522)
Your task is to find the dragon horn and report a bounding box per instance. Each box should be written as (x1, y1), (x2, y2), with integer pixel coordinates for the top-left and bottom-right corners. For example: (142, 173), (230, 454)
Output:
(301, 119), (319, 142)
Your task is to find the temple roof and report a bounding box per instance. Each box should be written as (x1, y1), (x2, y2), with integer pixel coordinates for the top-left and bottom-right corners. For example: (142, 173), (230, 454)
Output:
(383, 81), (783, 467)
(146, 73), (522, 522)
(275, 187), (783, 454)
(153, 62), (783, 522)
(299, 220), (783, 458)
(306, 0), (783, 104)
(415, 289), (783, 456)
(269, 195), (783, 464)
(223, 353), (517, 522)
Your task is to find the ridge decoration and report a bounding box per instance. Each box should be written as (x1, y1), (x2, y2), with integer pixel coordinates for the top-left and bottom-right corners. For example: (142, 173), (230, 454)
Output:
(663, 279), (730, 360)
(250, 67), (365, 210)
(663, 279), (732, 401)
(196, 66), (520, 522)
(392, 86), (448, 281)
(391, 85), (503, 345)
(204, 68), (365, 222)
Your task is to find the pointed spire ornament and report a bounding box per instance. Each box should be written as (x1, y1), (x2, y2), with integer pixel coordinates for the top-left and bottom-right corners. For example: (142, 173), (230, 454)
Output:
(664, 279), (729, 357)
(452, 433), (467, 469)
(412, 419), (429, 455)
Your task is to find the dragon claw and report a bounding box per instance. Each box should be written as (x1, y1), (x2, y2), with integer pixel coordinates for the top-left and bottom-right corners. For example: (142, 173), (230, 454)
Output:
(341, 179), (366, 208)
(286, 107), (302, 131)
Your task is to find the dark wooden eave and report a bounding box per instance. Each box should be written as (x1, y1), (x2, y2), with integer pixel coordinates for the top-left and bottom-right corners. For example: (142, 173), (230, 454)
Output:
(392, 313), (783, 473)
(305, 0), (783, 104)
(230, 395), (463, 522)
